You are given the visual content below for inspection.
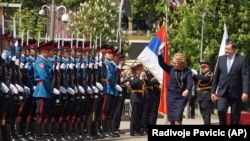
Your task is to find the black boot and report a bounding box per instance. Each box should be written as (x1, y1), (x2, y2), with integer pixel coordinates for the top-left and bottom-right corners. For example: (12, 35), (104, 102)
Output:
(1, 124), (11, 141)
(10, 122), (19, 141)
(16, 121), (28, 141)
(76, 121), (84, 140)
(65, 121), (73, 140)
(26, 121), (35, 141)
(50, 122), (58, 141)
(43, 123), (51, 141)
(34, 123), (43, 140)
(57, 121), (67, 141)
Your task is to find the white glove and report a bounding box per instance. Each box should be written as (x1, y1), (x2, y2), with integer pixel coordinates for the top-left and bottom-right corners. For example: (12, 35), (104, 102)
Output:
(191, 69), (198, 76)
(11, 56), (16, 61)
(15, 84), (24, 93)
(96, 82), (103, 91)
(115, 84), (123, 92)
(81, 63), (85, 69)
(15, 59), (20, 66)
(118, 64), (122, 69)
(67, 87), (75, 95)
(98, 61), (102, 67)
(88, 63), (93, 69)
(14, 40), (18, 47)
(59, 86), (67, 94)
(55, 99), (60, 103)
(74, 86), (78, 93)
(94, 63), (98, 69)
(87, 86), (93, 94)
(78, 85), (85, 94)
(33, 86), (36, 90)
(69, 63), (75, 70)
(56, 63), (60, 71)
(0, 82), (9, 93)
(19, 96), (24, 100)
(92, 86), (99, 93)
(76, 63), (80, 69)
(53, 88), (60, 95)
(20, 63), (25, 69)
(24, 63), (29, 69)
(10, 83), (18, 94)
(60, 63), (66, 70)
(1, 51), (6, 59)
(24, 86), (30, 94)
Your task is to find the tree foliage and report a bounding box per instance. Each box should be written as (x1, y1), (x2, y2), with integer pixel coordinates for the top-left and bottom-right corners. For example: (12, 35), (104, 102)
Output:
(131, 0), (250, 70)
(67, 0), (118, 42)
(8, 8), (46, 42)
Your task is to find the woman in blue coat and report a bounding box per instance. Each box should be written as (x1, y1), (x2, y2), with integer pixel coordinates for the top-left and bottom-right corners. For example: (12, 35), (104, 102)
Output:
(158, 45), (193, 125)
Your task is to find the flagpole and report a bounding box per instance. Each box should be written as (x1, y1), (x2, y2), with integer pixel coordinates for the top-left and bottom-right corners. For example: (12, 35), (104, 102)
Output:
(164, 0), (169, 125)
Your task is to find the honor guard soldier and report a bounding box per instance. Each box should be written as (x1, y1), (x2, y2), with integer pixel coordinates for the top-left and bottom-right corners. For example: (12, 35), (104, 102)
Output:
(112, 54), (129, 135)
(193, 61), (214, 125)
(109, 49), (121, 137)
(101, 45), (119, 137)
(52, 40), (68, 141)
(15, 39), (37, 141)
(92, 46), (105, 139)
(33, 41), (59, 140)
(129, 63), (146, 136)
(0, 33), (19, 141)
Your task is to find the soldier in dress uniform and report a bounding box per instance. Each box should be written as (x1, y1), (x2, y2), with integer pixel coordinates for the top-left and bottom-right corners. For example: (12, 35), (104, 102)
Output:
(101, 45), (119, 137)
(32, 40), (57, 140)
(193, 61), (214, 125)
(15, 39), (37, 141)
(0, 33), (19, 141)
(112, 54), (129, 135)
(5, 38), (24, 141)
(140, 68), (154, 134)
(129, 63), (146, 136)
(93, 46), (106, 139)
(149, 76), (161, 125)
(52, 40), (68, 141)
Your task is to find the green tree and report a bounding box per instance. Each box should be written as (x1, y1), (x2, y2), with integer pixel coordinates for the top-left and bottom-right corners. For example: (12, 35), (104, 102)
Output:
(67, 0), (118, 42)
(8, 8), (46, 42)
(167, 0), (250, 70)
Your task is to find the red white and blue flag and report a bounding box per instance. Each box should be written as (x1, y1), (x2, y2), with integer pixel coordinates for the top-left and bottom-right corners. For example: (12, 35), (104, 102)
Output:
(137, 25), (169, 115)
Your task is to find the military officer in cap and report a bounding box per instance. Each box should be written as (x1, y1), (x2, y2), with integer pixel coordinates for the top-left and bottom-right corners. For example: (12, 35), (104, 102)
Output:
(33, 40), (59, 140)
(15, 39), (37, 141)
(112, 54), (129, 135)
(129, 63), (146, 136)
(192, 61), (214, 125)
(101, 45), (119, 137)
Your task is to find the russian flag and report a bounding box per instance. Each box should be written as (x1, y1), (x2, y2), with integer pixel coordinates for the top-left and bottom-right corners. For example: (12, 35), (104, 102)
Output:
(137, 25), (167, 83)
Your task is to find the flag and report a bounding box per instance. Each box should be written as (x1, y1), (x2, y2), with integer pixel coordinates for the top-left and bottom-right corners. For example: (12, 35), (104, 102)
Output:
(137, 25), (167, 83)
(158, 30), (170, 116)
(215, 23), (228, 94)
(218, 23), (228, 57)
(137, 25), (170, 116)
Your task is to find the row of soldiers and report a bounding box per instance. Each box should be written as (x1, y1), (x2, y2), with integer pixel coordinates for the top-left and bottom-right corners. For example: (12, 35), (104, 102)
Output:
(0, 34), (133, 141)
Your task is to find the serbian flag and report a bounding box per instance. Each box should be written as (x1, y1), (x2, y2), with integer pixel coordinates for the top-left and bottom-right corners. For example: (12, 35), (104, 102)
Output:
(137, 25), (166, 83)
(137, 25), (169, 115)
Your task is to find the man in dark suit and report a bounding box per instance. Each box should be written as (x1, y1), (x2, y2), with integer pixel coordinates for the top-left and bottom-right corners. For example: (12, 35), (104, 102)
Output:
(211, 41), (249, 125)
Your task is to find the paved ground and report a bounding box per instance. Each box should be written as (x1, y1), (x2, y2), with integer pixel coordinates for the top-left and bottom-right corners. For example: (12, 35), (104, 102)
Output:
(95, 113), (219, 141)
